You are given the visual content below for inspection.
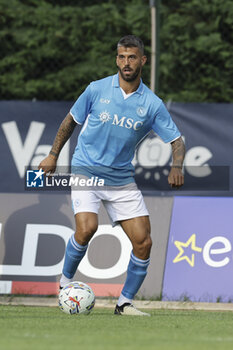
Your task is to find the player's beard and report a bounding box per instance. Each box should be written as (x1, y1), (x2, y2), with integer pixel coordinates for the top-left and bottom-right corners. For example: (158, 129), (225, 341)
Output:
(118, 65), (141, 82)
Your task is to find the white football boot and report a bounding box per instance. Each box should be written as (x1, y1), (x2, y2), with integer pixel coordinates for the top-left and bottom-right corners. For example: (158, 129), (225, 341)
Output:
(114, 303), (150, 316)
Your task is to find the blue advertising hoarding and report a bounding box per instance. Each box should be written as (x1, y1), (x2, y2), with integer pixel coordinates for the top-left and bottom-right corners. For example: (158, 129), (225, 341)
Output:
(163, 196), (233, 302)
(0, 101), (232, 194)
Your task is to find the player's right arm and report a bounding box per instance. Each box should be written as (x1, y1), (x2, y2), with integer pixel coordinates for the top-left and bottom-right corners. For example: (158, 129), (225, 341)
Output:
(38, 113), (76, 174)
(39, 83), (93, 174)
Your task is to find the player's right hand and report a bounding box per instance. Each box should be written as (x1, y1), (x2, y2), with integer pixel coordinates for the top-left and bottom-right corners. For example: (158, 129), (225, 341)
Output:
(38, 154), (57, 175)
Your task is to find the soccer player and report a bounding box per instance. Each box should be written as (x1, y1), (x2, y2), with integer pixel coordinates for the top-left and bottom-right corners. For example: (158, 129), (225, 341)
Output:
(39, 35), (185, 316)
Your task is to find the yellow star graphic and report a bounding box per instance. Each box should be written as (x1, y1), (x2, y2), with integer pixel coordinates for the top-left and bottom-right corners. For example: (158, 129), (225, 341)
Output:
(173, 234), (202, 267)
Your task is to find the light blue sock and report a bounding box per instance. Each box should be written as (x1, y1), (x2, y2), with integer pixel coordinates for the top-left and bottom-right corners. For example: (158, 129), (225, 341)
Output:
(62, 234), (88, 279)
(121, 251), (150, 300)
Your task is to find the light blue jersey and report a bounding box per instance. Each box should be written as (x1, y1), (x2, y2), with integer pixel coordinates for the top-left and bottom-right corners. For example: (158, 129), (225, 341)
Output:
(70, 74), (180, 185)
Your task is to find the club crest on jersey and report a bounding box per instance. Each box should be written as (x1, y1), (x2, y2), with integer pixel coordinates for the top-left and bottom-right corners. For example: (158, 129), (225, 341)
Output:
(136, 106), (147, 117)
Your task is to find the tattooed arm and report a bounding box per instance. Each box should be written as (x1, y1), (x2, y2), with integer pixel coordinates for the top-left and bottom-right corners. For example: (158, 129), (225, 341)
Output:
(38, 113), (77, 174)
(168, 136), (185, 188)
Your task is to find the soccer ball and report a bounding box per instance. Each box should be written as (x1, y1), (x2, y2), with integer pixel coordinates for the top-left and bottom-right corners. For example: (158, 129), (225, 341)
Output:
(58, 281), (95, 315)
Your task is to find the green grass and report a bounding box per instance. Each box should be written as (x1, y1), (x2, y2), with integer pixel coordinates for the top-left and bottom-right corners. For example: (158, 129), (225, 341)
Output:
(0, 305), (233, 350)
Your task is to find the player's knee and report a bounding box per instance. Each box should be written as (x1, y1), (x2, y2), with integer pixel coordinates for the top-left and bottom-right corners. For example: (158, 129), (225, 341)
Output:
(143, 235), (153, 254)
(135, 235), (152, 259)
(74, 223), (98, 246)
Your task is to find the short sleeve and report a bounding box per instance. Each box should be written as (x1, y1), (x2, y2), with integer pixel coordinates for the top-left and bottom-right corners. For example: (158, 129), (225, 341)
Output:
(70, 84), (92, 125)
(152, 102), (181, 143)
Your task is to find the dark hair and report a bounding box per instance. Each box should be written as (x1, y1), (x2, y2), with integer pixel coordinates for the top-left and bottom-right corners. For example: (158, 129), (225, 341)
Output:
(117, 35), (144, 55)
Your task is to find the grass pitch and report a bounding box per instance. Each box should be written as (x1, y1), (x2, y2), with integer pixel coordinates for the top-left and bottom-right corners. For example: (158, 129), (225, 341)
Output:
(0, 305), (233, 350)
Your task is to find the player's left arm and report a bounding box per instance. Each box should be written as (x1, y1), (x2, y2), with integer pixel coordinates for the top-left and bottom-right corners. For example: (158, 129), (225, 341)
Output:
(168, 136), (185, 188)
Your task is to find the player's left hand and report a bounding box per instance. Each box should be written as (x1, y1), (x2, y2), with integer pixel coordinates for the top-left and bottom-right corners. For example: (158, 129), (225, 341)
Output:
(168, 167), (184, 189)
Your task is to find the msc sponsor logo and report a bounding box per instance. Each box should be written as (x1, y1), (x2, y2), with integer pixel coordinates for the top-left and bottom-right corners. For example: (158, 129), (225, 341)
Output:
(173, 234), (232, 268)
(98, 111), (144, 130)
(112, 114), (143, 130)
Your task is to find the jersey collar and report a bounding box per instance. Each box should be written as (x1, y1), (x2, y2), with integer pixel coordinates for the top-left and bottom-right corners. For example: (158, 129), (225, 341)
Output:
(112, 73), (144, 95)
